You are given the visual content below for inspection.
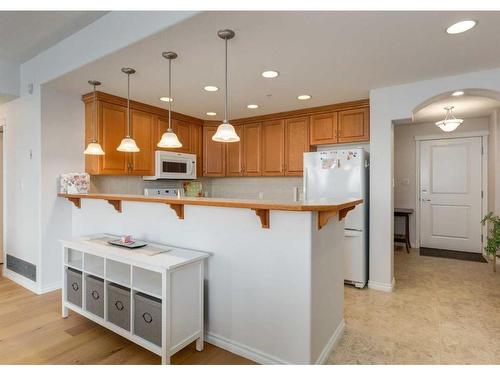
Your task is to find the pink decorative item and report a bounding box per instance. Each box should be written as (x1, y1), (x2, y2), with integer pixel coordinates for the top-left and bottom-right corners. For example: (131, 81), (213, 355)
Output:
(121, 235), (134, 244)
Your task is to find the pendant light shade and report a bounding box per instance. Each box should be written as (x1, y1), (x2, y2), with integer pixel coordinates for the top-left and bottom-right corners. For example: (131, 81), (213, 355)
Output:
(213, 29), (240, 143)
(435, 106), (463, 132)
(117, 67), (140, 153)
(84, 80), (106, 155)
(158, 51), (183, 148)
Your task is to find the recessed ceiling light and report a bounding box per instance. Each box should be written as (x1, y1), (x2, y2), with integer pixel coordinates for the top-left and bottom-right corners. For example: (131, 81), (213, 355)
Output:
(206, 112), (217, 116)
(446, 20), (476, 34)
(297, 95), (311, 100)
(247, 104), (259, 109)
(160, 96), (173, 102)
(262, 70), (279, 78)
(451, 91), (465, 96)
(204, 86), (219, 92)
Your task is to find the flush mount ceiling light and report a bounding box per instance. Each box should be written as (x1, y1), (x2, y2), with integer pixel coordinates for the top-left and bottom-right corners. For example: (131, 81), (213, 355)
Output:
(158, 51), (182, 149)
(297, 94), (311, 100)
(206, 112), (217, 116)
(247, 104), (259, 109)
(117, 68), (140, 153)
(452, 91), (465, 96)
(84, 80), (105, 156)
(262, 70), (279, 78)
(159, 96), (173, 102)
(446, 20), (477, 34)
(204, 85), (219, 92)
(212, 29), (240, 143)
(435, 106), (464, 132)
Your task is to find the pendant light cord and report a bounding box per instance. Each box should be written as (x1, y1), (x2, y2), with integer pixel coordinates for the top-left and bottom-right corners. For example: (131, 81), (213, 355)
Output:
(127, 73), (131, 137)
(168, 57), (172, 131)
(224, 36), (228, 123)
(93, 83), (97, 142)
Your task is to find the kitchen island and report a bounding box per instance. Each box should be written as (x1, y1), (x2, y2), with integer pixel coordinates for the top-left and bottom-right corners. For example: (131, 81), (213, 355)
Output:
(58, 193), (362, 364)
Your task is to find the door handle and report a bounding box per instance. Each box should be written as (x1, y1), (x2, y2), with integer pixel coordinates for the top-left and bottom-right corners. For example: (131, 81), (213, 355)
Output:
(422, 198), (431, 202)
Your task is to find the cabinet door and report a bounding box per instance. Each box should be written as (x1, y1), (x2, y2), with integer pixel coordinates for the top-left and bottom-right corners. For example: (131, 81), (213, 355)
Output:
(226, 125), (244, 176)
(84, 101), (100, 175)
(310, 112), (338, 145)
(203, 126), (225, 176)
(99, 102), (128, 175)
(337, 107), (370, 143)
(285, 116), (310, 176)
(155, 116), (168, 150)
(172, 119), (192, 153)
(261, 119), (285, 176)
(130, 110), (155, 176)
(191, 124), (203, 177)
(243, 122), (261, 176)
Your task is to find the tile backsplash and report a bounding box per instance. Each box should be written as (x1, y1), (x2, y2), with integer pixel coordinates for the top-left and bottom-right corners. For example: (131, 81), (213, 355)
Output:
(91, 175), (303, 202)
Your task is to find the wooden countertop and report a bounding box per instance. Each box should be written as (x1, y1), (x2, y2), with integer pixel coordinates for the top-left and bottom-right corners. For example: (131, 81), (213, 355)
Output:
(58, 193), (363, 230)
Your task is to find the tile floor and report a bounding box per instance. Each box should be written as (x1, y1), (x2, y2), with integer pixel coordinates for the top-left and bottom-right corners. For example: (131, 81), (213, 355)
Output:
(328, 247), (500, 364)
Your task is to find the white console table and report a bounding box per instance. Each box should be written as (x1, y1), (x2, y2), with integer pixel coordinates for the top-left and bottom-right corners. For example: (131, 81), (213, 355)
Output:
(61, 235), (209, 364)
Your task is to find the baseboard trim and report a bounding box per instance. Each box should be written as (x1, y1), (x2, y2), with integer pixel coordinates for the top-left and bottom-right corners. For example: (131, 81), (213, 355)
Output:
(39, 281), (62, 294)
(368, 277), (395, 292)
(205, 331), (291, 364)
(3, 267), (40, 294)
(315, 319), (346, 364)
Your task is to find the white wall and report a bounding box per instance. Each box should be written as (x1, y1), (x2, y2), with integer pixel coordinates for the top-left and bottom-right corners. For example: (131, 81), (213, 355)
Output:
(0, 11), (199, 293)
(39, 86), (84, 290)
(0, 58), (20, 101)
(370, 67), (500, 292)
(394, 116), (491, 247)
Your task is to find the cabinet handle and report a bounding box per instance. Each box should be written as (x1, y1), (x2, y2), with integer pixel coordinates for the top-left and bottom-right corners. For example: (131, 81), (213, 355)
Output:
(71, 282), (79, 291)
(91, 290), (100, 300)
(142, 312), (153, 324)
(114, 300), (124, 311)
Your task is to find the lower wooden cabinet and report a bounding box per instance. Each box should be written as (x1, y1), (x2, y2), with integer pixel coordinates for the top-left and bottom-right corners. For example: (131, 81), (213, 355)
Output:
(261, 120), (285, 176)
(203, 126), (226, 177)
(285, 116), (310, 176)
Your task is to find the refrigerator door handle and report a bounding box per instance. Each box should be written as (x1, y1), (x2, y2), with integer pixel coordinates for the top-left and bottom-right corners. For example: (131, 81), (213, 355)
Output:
(303, 167), (308, 200)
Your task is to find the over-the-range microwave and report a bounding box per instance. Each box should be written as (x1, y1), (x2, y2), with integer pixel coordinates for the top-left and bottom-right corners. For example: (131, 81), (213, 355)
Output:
(143, 151), (196, 180)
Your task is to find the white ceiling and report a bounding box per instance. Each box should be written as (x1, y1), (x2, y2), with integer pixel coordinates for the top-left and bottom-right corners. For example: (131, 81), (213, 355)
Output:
(0, 11), (108, 63)
(413, 94), (500, 123)
(46, 11), (500, 120)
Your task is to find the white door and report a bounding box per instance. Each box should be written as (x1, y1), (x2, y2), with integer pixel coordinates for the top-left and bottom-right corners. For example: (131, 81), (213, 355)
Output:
(420, 137), (483, 252)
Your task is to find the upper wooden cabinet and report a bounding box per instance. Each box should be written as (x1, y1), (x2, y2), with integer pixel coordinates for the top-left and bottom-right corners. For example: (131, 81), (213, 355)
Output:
(337, 107), (369, 143)
(261, 119), (285, 176)
(129, 110), (155, 176)
(84, 92), (203, 176)
(310, 112), (338, 145)
(226, 125), (244, 176)
(285, 117), (310, 176)
(203, 126), (225, 177)
(243, 123), (261, 176)
(191, 124), (203, 177)
(310, 106), (369, 145)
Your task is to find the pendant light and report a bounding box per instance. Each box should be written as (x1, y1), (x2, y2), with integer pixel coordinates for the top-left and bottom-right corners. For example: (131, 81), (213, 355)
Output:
(84, 80), (105, 155)
(435, 106), (463, 132)
(157, 51), (182, 148)
(212, 29), (240, 143)
(117, 67), (140, 152)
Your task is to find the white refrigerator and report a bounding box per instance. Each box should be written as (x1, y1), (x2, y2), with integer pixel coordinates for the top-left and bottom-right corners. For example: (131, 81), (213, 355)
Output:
(303, 148), (369, 288)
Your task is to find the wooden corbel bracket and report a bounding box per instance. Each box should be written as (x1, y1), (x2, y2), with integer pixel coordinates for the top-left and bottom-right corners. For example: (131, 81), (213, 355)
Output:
(68, 197), (81, 209)
(252, 208), (270, 229)
(107, 199), (122, 213)
(317, 205), (356, 230)
(339, 206), (355, 221)
(169, 203), (184, 220)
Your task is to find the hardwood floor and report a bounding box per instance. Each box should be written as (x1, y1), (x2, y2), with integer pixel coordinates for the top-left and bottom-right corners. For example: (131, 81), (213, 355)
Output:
(0, 269), (254, 365)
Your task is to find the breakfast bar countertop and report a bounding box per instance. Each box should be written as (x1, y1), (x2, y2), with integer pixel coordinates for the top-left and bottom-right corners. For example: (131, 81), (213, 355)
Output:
(57, 192), (363, 212)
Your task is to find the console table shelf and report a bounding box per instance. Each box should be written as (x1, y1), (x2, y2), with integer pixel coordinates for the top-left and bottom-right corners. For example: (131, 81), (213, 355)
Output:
(61, 235), (209, 364)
